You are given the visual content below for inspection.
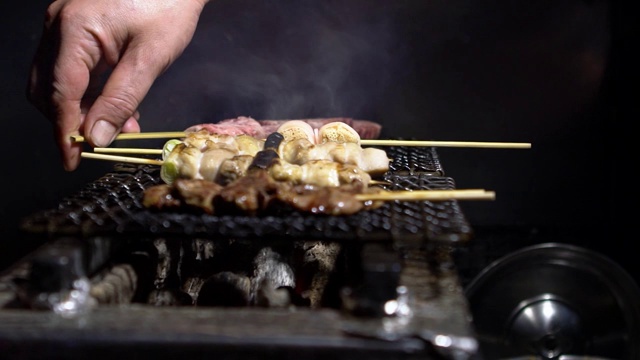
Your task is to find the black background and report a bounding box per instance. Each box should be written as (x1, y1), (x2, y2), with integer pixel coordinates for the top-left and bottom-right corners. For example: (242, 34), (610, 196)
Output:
(0, 1), (637, 281)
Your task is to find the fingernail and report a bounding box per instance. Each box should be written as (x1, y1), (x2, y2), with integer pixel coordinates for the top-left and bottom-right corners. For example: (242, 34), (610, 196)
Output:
(91, 120), (117, 147)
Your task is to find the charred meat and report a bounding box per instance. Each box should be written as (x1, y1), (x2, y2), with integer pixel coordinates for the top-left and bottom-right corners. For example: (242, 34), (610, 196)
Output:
(143, 169), (383, 216)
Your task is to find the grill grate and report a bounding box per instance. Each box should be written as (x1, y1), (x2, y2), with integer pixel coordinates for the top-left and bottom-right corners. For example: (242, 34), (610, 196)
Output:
(20, 146), (471, 243)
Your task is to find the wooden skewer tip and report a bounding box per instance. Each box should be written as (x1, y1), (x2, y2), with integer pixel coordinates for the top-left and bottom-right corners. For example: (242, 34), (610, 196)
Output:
(356, 189), (495, 202)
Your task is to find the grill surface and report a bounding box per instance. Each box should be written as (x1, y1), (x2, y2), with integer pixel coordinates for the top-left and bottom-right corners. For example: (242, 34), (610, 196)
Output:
(4, 146), (481, 360)
(20, 146), (473, 244)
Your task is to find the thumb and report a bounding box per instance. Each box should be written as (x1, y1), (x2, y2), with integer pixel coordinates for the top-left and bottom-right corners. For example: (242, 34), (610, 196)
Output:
(85, 50), (163, 148)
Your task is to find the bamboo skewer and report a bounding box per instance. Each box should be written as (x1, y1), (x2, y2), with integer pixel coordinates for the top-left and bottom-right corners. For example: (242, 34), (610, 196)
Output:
(71, 132), (187, 143)
(360, 139), (531, 149)
(74, 132), (530, 149)
(94, 147), (164, 155)
(81, 152), (163, 166)
(356, 189), (495, 202)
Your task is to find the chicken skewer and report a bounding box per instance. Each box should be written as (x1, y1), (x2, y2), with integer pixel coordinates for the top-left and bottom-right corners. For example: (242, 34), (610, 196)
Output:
(84, 121), (392, 185)
(143, 137), (494, 216)
(81, 148), (380, 187)
(81, 152), (494, 214)
(87, 120), (531, 187)
(143, 175), (495, 216)
(78, 117), (531, 149)
(159, 132), (389, 185)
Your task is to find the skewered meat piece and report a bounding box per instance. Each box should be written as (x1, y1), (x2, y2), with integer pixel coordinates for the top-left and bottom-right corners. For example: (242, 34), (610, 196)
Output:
(274, 121), (389, 177)
(214, 170), (282, 215)
(195, 156), (373, 188)
(143, 179), (223, 214)
(216, 155), (255, 185)
(185, 116), (382, 141)
(185, 116), (267, 139)
(260, 118), (382, 140)
(196, 156), (376, 188)
(144, 171), (280, 216)
(276, 182), (381, 216)
(161, 132), (264, 184)
(181, 131), (264, 154)
(143, 169), (384, 216)
(279, 138), (390, 176)
(269, 159), (372, 187)
(276, 120), (317, 143)
(142, 184), (182, 209)
(276, 120), (362, 145)
(316, 121), (362, 144)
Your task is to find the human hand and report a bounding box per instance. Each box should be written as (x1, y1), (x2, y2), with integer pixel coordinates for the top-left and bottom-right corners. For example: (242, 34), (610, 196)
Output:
(27, 0), (209, 171)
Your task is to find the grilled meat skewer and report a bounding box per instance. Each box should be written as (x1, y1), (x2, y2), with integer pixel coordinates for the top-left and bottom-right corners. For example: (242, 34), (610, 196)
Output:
(143, 171), (382, 216)
(161, 122), (389, 185)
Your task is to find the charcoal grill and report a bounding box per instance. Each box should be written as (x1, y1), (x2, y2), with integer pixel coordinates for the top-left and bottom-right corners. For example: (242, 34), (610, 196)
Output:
(0, 146), (482, 360)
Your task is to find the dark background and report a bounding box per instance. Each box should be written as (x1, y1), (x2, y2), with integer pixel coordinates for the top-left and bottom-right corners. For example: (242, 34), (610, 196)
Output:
(1, 1), (637, 280)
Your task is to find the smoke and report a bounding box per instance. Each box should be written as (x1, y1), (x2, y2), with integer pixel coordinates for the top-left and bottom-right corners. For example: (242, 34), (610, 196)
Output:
(141, 0), (409, 129)
(140, 0), (609, 143)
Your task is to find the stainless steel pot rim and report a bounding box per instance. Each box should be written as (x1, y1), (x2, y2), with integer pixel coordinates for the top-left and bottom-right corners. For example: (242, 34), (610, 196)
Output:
(465, 242), (640, 300)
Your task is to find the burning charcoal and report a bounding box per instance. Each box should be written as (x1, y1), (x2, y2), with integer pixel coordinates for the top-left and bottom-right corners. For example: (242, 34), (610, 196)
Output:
(251, 247), (295, 306)
(254, 278), (291, 308)
(90, 264), (137, 304)
(182, 277), (206, 304)
(178, 239), (217, 295)
(152, 238), (182, 289)
(184, 238), (218, 274)
(295, 241), (341, 308)
(192, 239), (216, 261)
(147, 288), (193, 306)
(197, 272), (251, 307)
